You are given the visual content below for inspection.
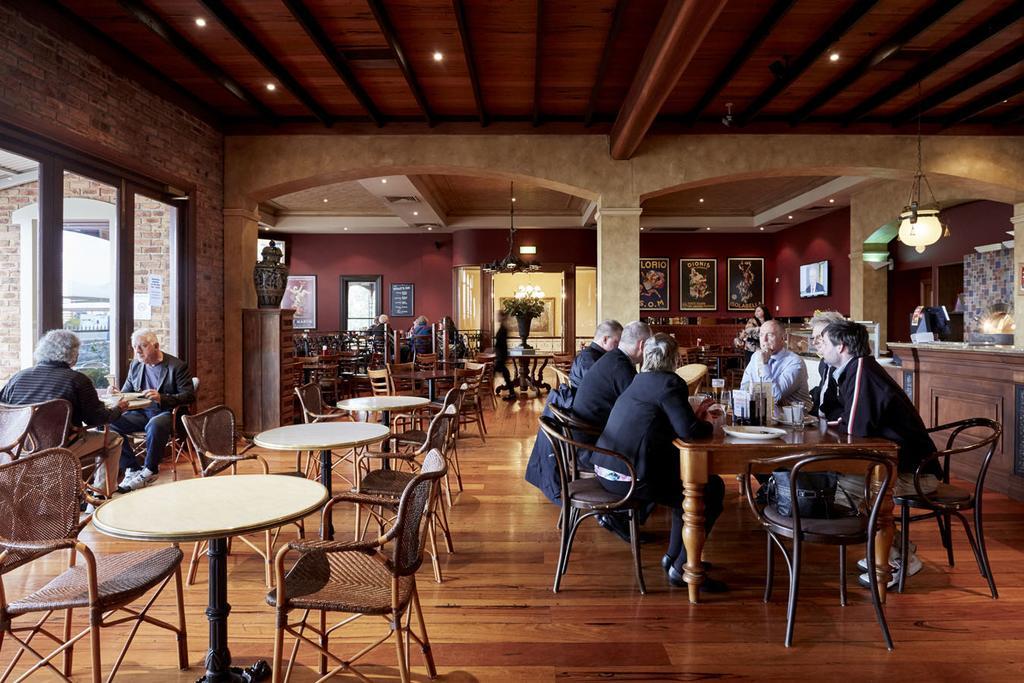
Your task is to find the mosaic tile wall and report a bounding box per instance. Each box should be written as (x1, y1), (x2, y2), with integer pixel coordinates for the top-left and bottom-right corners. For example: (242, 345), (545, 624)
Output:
(962, 247), (1014, 331)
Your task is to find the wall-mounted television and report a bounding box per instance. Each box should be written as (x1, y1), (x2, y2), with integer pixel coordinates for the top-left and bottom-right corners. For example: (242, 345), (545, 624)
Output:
(799, 260), (829, 298)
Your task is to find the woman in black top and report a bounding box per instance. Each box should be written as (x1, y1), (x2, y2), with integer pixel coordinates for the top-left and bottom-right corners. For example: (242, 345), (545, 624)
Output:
(591, 333), (727, 592)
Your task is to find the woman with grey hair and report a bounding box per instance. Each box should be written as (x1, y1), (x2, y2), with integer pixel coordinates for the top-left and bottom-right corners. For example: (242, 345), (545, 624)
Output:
(591, 333), (729, 593)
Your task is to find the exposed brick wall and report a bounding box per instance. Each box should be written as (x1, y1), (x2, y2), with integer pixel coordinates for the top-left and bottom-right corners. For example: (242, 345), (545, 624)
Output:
(0, 4), (224, 408)
(0, 178), (36, 381)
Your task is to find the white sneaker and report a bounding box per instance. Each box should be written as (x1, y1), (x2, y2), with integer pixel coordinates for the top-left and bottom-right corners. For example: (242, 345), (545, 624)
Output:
(858, 552), (923, 590)
(857, 541), (917, 571)
(119, 467), (157, 492)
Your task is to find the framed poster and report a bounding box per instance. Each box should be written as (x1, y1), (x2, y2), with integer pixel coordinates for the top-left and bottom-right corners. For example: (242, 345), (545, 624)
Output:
(499, 298), (555, 336)
(679, 258), (717, 310)
(390, 283), (415, 317)
(640, 257), (670, 311)
(281, 274), (316, 329)
(727, 257), (765, 311)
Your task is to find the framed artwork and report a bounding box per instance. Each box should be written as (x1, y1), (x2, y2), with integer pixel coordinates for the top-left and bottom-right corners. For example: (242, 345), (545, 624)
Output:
(639, 257), (670, 311)
(498, 297), (556, 336)
(727, 257), (765, 311)
(281, 274), (316, 329)
(679, 258), (717, 310)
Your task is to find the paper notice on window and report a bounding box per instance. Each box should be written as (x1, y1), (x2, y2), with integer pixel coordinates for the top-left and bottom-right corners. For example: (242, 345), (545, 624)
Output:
(134, 293), (151, 320)
(148, 275), (163, 307)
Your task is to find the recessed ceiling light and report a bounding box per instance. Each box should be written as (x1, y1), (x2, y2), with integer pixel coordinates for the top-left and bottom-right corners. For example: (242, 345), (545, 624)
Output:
(829, 52), (840, 62)
(433, 51), (443, 62)
(511, 197), (516, 203)
(413, 211), (419, 216)
(759, 226), (764, 231)
(343, 227), (348, 231)
(322, 198), (328, 203)
(195, 18), (207, 27)
(381, 178), (387, 184)
(265, 83), (276, 91)
(706, 226), (711, 231)
(698, 197), (704, 203)
(639, 227), (644, 231)
(788, 214), (793, 220)
(427, 226), (433, 231)
(828, 198), (835, 203)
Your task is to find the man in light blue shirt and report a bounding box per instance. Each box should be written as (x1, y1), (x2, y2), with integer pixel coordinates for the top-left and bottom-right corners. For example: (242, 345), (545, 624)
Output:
(739, 319), (811, 408)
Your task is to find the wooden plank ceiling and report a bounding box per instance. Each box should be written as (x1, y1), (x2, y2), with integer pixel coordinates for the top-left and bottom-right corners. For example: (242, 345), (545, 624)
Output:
(52, 0), (1024, 148)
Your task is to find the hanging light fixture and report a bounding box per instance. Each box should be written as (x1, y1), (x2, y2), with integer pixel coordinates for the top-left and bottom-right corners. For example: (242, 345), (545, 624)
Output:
(482, 181), (541, 273)
(897, 86), (949, 254)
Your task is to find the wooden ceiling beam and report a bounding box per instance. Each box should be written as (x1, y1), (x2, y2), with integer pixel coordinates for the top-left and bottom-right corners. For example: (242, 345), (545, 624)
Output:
(584, 0), (628, 128)
(790, 0), (963, 126)
(197, 0), (333, 127)
(892, 39), (1024, 126)
(366, 0), (435, 126)
(686, 0), (796, 125)
(117, 0), (276, 124)
(281, 0), (383, 126)
(533, 0), (544, 128)
(609, 0), (728, 160)
(843, 2), (1024, 125)
(452, 0), (487, 127)
(736, 0), (880, 127)
(942, 73), (1024, 127)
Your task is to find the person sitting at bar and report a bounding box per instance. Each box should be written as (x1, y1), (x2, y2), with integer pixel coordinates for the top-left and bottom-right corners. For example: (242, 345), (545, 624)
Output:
(407, 315), (432, 356)
(569, 319), (623, 389)
(819, 320), (938, 588)
(809, 310), (846, 421)
(0, 329), (127, 494)
(110, 328), (195, 491)
(592, 333), (727, 593)
(740, 319), (811, 408)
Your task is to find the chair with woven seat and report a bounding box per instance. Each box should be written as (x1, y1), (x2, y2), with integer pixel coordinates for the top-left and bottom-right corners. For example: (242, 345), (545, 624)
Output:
(0, 448), (188, 682)
(294, 382), (358, 482)
(741, 450), (896, 649)
(0, 403), (37, 462)
(181, 405), (305, 588)
(894, 417), (1001, 597)
(268, 449), (447, 683)
(538, 416), (647, 594)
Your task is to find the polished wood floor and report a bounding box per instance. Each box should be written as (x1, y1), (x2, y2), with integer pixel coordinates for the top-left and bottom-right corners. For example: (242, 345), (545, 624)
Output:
(4, 390), (1024, 681)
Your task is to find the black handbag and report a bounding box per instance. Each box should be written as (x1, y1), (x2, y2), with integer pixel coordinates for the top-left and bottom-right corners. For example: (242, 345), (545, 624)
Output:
(767, 469), (852, 519)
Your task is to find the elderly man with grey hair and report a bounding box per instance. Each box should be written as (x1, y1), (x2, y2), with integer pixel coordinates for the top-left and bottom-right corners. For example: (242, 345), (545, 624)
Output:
(0, 329), (127, 494)
(110, 328), (195, 491)
(740, 319), (811, 408)
(568, 319), (622, 388)
(809, 310), (846, 420)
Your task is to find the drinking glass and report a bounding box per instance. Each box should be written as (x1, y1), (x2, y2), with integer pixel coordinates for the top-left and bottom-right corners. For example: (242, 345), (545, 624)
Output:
(719, 390), (733, 424)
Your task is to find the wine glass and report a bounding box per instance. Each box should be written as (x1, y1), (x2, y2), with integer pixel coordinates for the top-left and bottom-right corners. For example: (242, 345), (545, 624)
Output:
(719, 390), (733, 424)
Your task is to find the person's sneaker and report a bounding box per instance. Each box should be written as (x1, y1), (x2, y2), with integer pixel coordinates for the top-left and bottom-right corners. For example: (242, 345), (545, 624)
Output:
(857, 541), (918, 571)
(118, 467), (157, 493)
(858, 552), (923, 590)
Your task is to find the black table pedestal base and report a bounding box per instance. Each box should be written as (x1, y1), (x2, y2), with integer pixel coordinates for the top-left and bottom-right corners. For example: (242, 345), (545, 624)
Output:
(196, 660), (270, 683)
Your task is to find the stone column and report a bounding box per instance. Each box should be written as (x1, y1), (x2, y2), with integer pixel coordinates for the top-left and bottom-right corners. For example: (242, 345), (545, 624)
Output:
(223, 207), (260, 420)
(596, 207), (641, 325)
(1014, 203), (1024, 347)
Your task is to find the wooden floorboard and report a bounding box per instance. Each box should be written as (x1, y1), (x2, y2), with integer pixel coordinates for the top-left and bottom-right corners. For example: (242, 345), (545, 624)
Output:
(3, 392), (1024, 681)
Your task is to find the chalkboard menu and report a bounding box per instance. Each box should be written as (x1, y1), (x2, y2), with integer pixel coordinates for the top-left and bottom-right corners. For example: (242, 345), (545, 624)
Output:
(390, 283), (415, 317)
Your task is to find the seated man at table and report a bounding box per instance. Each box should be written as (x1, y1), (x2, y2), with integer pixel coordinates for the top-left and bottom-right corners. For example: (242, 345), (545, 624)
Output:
(568, 319), (622, 389)
(740, 319), (811, 408)
(819, 320), (939, 587)
(808, 310), (846, 421)
(0, 329), (127, 494)
(369, 314), (389, 349)
(111, 328), (195, 491)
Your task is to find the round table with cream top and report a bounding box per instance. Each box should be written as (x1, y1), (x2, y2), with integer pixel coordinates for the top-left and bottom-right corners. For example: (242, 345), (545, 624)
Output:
(92, 474), (328, 683)
(336, 395), (430, 452)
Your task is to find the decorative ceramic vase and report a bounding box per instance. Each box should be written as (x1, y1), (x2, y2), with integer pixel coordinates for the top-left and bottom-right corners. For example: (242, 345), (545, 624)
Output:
(253, 240), (288, 308)
(516, 315), (534, 349)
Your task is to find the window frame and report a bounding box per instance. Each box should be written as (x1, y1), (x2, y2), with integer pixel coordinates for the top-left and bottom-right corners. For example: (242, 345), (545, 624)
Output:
(339, 275), (383, 332)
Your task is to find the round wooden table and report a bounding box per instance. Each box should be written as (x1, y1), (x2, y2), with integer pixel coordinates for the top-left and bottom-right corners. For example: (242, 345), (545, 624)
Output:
(502, 352), (553, 398)
(92, 475), (328, 683)
(101, 394), (154, 410)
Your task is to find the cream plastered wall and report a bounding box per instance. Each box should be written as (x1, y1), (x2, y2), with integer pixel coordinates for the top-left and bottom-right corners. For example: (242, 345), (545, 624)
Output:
(223, 134), (1024, 417)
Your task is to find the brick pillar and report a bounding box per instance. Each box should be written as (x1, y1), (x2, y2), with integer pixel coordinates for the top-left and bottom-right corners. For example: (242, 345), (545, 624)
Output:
(223, 207), (259, 418)
(596, 207), (641, 325)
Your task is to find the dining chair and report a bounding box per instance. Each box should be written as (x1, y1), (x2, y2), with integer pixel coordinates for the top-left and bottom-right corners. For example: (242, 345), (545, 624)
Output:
(454, 366), (487, 442)
(389, 362), (418, 395)
(294, 382), (359, 483)
(0, 403), (35, 462)
(538, 416), (646, 594)
(413, 353), (437, 371)
(551, 352), (574, 373)
(675, 363), (709, 394)
(367, 367), (394, 397)
(181, 405), (305, 588)
(894, 417), (1001, 597)
(268, 450), (446, 683)
(0, 448), (188, 682)
(741, 449), (896, 649)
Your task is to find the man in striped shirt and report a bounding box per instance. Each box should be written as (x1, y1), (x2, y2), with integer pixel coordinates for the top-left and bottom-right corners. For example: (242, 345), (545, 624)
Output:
(0, 329), (127, 494)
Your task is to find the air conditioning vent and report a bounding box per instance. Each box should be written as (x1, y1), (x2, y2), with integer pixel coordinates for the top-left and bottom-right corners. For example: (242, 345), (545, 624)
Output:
(384, 195), (420, 204)
(806, 205), (832, 211)
(414, 223), (441, 230)
(647, 227), (700, 233)
(764, 222), (786, 227)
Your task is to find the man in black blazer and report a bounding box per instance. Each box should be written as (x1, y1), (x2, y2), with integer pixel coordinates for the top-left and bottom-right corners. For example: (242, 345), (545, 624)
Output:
(808, 311), (845, 421)
(568, 319), (622, 389)
(110, 329), (195, 491)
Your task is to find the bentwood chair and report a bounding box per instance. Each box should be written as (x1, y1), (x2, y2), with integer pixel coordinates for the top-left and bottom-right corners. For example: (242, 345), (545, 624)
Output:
(741, 450), (896, 649)
(0, 448), (188, 682)
(181, 405), (305, 588)
(268, 450), (446, 683)
(894, 418), (1002, 597)
(538, 416), (646, 594)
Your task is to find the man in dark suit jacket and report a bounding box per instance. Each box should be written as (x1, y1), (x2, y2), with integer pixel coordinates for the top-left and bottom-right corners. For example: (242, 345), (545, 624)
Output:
(110, 329), (195, 491)
(808, 311), (845, 421)
(568, 320), (622, 389)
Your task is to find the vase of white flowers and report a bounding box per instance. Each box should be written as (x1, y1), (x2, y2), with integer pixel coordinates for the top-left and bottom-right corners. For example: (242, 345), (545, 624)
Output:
(502, 284), (545, 348)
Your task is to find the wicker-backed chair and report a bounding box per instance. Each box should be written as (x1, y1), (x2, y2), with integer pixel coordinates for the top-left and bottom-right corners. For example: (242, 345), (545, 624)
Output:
(0, 448), (187, 682)
(268, 450), (447, 683)
(181, 405), (304, 588)
(454, 366), (487, 442)
(24, 399), (72, 453)
(293, 382), (354, 481)
(894, 418), (1002, 597)
(741, 450), (896, 649)
(538, 416), (646, 594)
(0, 403), (33, 461)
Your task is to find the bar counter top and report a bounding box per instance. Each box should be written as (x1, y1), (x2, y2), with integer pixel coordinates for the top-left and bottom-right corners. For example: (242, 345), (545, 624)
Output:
(888, 341), (1024, 357)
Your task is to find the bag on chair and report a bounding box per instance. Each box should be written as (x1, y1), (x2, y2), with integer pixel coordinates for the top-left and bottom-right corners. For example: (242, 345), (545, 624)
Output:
(767, 469), (848, 519)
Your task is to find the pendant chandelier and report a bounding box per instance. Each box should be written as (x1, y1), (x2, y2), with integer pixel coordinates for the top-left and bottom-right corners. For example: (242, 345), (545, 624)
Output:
(482, 181), (541, 274)
(897, 89), (949, 254)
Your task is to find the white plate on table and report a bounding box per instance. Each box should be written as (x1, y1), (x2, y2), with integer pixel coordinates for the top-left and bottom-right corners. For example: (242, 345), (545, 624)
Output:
(722, 425), (788, 440)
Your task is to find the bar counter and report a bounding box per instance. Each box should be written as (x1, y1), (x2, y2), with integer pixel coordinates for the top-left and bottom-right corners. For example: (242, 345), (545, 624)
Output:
(887, 342), (1024, 501)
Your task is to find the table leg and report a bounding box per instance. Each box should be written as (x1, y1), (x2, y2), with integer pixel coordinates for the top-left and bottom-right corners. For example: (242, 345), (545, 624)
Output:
(321, 449), (333, 541)
(871, 461), (896, 603)
(534, 358), (551, 394)
(381, 410), (392, 452)
(200, 537), (270, 682)
(427, 378), (436, 402)
(680, 448), (708, 604)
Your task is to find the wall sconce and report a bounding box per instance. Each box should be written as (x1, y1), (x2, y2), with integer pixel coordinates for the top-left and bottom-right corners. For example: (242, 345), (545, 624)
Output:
(519, 245), (537, 255)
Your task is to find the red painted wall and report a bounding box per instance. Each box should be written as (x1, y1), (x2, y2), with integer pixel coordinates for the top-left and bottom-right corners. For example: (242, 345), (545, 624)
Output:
(772, 208), (851, 317)
(451, 228), (596, 266)
(288, 233), (454, 331)
(888, 267), (930, 342)
(892, 200), (1013, 270)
